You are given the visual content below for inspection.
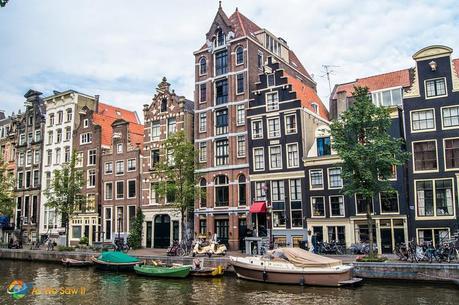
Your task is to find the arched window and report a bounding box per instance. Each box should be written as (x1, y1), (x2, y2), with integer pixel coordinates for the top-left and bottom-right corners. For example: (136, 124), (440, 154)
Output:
(215, 29), (225, 47)
(200, 178), (207, 208)
(236, 46), (244, 65)
(199, 57), (207, 75)
(238, 175), (246, 206)
(214, 175), (229, 207)
(161, 98), (167, 112)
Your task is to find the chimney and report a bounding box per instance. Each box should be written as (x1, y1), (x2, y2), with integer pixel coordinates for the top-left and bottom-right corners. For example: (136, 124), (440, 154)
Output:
(95, 95), (100, 112)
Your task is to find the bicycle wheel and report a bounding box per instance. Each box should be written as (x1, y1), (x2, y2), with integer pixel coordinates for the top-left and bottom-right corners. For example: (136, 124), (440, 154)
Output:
(177, 248), (185, 257)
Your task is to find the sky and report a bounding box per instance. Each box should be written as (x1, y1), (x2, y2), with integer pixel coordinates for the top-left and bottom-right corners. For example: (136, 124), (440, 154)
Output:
(1, 0), (458, 121)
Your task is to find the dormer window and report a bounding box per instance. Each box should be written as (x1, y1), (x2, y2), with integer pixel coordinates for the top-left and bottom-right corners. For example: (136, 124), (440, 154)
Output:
(371, 88), (402, 107)
(161, 98), (167, 112)
(267, 74), (275, 87)
(215, 30), (225, 48)
(199, 57), (207, 75)
(311, 103), (319, 114)
(236, 46), (244, 65)
(425, 78), (447, 98)
(116, 143), (123, 154)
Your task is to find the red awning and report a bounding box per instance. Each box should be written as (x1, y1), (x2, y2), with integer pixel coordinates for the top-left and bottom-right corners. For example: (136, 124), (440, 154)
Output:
(250, 201), (267, 214)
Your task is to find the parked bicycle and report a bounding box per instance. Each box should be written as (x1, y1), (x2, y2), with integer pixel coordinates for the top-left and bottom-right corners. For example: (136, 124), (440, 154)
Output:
(113, 238), (130, 253)
(349, 242), (378, 255)
(395, 238), (458, 263)
(167, 239), (193, 256)
(316, 241), (345, 255)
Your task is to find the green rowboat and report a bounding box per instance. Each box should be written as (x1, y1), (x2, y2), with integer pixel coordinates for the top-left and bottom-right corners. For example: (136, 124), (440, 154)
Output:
(134, 264), (191, 278)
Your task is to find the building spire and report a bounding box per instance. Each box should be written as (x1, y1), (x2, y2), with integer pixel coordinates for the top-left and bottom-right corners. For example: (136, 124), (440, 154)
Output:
(219, 1), (222, 9)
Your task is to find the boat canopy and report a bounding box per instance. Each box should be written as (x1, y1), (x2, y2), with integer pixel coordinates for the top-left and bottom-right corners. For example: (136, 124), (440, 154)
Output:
(270, 248), (342, 268)
(98, 252), (140, 263)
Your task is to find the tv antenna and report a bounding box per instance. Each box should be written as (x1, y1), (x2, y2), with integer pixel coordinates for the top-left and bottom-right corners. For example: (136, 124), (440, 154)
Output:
(320, 65), (340, 96)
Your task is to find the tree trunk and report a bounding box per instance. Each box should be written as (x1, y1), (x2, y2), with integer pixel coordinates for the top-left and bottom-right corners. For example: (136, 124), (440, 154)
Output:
(65, 219), (70, 247)
(366, 198), (374, 258)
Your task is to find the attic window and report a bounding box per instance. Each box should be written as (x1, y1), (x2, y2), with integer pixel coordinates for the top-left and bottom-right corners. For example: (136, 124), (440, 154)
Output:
(267, 74), (275, 87)
(161, 98), (167, 112)
(215, 30), (225, 48)
(311, 103), (319, 114)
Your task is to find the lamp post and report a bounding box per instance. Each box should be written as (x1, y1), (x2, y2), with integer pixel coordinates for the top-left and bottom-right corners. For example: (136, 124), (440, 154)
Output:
(117, 214), (122, 242)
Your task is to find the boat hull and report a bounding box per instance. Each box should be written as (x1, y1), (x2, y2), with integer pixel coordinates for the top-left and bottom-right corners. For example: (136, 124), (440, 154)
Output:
(134, 265), (191, 278)
(91, 257), (138, 272)
(231, 259), (354, 287)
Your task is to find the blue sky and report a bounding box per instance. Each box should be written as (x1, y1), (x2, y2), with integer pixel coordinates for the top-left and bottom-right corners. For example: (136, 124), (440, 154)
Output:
(1, 0), (458, 121)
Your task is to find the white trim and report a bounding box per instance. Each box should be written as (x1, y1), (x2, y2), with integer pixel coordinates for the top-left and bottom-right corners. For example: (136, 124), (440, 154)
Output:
(253, 147), (265, 171)
(379, 191), (400, 215)
(286, 142), (299, 169)
(416, 227), (451, 245)
(284, 113), (298, 135)
(127, 179), (137, 199)
(251, 119), (263, 140)
(310, 196), (326, 218)
(327, 167), (343, 189)
(267, 116), (281, 139)
(355, 194), (375, 216)
(443, 137), (459, 171)
(329, 195), (345, 218)
(309, 169), (324, 190)
(440, 105), (459, 130)
(414, 177), (456, 219)
(115, 180), (125, 200)
(104, 181), (113, 201)
(424, 77), (448, 100)
(410, 108), (436, 133)
(268, 145), (282, 170)
(412, 139), (439, 174)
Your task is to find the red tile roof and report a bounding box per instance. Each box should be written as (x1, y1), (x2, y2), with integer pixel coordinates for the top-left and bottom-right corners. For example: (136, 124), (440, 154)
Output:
(333, 69), (411, 99)
(285, 72), (329, 121)
(453, 58), (459, 77)
(229, 9), (262, 38)
(92, 103), (143, 147)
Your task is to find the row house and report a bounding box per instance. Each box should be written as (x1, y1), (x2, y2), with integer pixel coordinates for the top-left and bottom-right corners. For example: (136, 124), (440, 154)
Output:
(71, 100), (140, 245)
(0, 110), (16, 178)
(13, 90), (46, 243)
(39, 90), (98, 244)
(247, 58), (329, 248)
(100, 118), (143, 244)
(193, 5), (317, 250)
(141, 78), (194, 249)
(402, 45), (459, 245)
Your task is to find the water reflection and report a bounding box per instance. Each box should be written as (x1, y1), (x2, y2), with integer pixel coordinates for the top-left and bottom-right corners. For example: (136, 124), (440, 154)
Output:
(0, 260), (457, 305)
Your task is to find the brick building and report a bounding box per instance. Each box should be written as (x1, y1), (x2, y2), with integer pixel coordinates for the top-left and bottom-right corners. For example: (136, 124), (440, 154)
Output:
(141, 77), (194, 248)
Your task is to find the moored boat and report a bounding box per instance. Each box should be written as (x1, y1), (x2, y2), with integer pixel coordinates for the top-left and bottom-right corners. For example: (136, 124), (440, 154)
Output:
(91, 252), (140, 271)
(230, 248), (362, 287)
(191, 265), (225, 277)
(134, 264), (191, 278)
(62, 258), (93, 267)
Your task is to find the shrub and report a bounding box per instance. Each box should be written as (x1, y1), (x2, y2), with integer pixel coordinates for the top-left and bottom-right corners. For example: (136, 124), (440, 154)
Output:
(57, 245), (75, 252)
(356, 255), (387, 262)
(79, 236), (89, 245)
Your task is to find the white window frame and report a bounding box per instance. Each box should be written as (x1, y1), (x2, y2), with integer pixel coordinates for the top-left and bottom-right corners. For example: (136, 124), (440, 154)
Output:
(199, 113), (207, 133)
(329, 195), (345, 217)
(235, 46), (244, 66)
(253, 147), (265, 171)
(266, 92), (279, 111)
(424, 77), (448, 99)
(251, 119), (263, 139)
(236, 72), (245, 95)
(441, 105), (459, 130)
(104, 182), (113, 200)
(355, 194), (375, 216)
(116, 143), (123, 154)
(127, 158), (136, 172)
(414, 178), (456, 219)
(236, 104), (245, 126)
(443, 137), (459, 171)
(87, 149), (97, 166)
(412, 139), (439, 173)
(87, 169), (96, 188)
(127, 179), (137, 199)
(309, 169), (324, 190)
(80, 132), (92, 145)
(104, 161), (113, 175)
(267, 117), (281, 139)
(151, 121), (160, 141)
(310, 196), (326, 218)
(198, 142), (207, 163)
(268, 145), (282, 170)
(115, 180), (124, 200)
(83, 119), (89, 128)
(285, 113), (297, 134)
(286, 143), (299, 168)
(237, 135), (246, 158)
(379, 191), (400, 215)
(115, 160), (125, 176)
(410, 108), (436, 133)
(327, 167), (343, 189)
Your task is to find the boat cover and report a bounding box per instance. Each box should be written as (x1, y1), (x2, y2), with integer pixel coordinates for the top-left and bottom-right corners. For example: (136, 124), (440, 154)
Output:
(270, 248), (342, 268)
(98, 252), (140, 263)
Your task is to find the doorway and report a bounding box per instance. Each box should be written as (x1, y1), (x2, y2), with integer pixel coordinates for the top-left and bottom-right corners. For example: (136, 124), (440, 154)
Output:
(215, 219), (229, 245)
(146, 221), (152, 248)
(154, 215), (171, 248)
(238, 218), (247, 251)
(380, 228), (393, 254)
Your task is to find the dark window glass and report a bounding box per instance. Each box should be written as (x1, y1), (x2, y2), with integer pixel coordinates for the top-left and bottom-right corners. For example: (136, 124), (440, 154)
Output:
(380, 192), (399, 213)
(356, 194), (373, 214)
(215, 109), (228, 135)
(445, 139), (459, 169)
(199, 57), (207, 74)
(161, 98), (167, 112)
(128, 180), (136, 198)
(215, 139), (229, 166)
(215, 175), (229, 207)
(238, 175), (246, 205)
(426, 78), (446, 97)
(200, 179), (207, 208)
(151, 149), (160, 167)
(215, 50), (228, 75)
(413, 141), (437, 171)
(237, 73), (244, 94)
(215, 79), (228, 104)
(317, 137), (331, 156)
(200, 83), (206, 102)
(236, 47), (244, 64)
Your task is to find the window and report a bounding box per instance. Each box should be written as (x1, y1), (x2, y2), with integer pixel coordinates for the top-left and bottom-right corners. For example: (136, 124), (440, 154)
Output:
(17, 172), (24, 189)
(199, 113), (206, 132)
(80, 133), (92, 144)
(167, 118), (176, 135)
(311, 197), (325, 217)
(127, 159), (136, 171)
(65, 127), (71, 141)
(215, 79), (228, 105)
(199, 178), (207, 208)
(215, 30), (225, 47)
(18, 133), (25, 146)
(309, 169), (323, 189)
(83, 119), (89, 128)
(150, 183), (158, 205)
(199, 219), (207, 235)
(105, 162), (113, 174)
(28, 132), (33, 144)
(272, 202), (286, 228)
(255, 181), (266, 200)
(116, 143), (123, 154)
(272, 181), (286, 228)
(199, 57), (207, 75)
(442, 106), (459, 128)
(289, 179), (303, 227)
(88, 149), (97, 166)
(236, 73), (244, 94)
(55, 148), (61, 164)
(57, 111), (63, 124)
(76, 152), (83, 167)
(47, 131), (53, 145)
(328, 168), (343, 188)
(115, 161), (124, 175)
(371, 88), (403, 106)
(426, 78), (446, 98)
(254, 147), (265, 171)
(215, 109), (228, 135)
(45, 172), (51, 188)
(46, 150), (52, 166)
(28, 115), (33, 126)
(128, 180), (136, 198)
(267, 117), (280, 138)
(445, 138), (459, 169)
(356, 194), (373, 215)
(411, 109), (435, 131)
(151, 121), (160, 141)
(267, 74), (275, 87)
(236, 104), (245, 126)
(56, 129), (62, 143)
(287, 143), (299, 168)
(66, 109), (72, 122)
(215, 175), (229, 207)
(116, 181), (124, 199)
(18, 152), (25, 166)
(26, 150), (32, 165)
(252, 120), (263, 139)
(34, 130), (41, 142)
(269, 146), (282, 169)
(413, 141), (437, 171)
(200, 83), (206, 103)
(167, 150), (175, 166)
(236, 46), (244, 65)
(215, 139), (229, 166)
(285, 114), (297, 134)
(72, 226), (82, 239)
(86, 194), (96, 212)
(266, 92), (279, 111)
(87, 170), (96, 188)
(105, 208), (112, 240)
(49, 113), (54, 126)
(151, 149), (160, 167)
(161, 98), (167, 112)
(25, 171), (31, 188)
(215, 50), (228, 75)
(64, 146), (70, 163)
(317, 137), (331, 156)
(257, 51), (263, 69)
(290, 179), (301, 201)
(330, 196), (345, 217)
(238, 175), (246, 205)
(418, 229), (450, 247)
(237, 135), (245, 157)
(198, 142), (207, 162)
(416, 179), (453, 217)
(380, 192), (399, 214)
(34, 150), (40, 165)
(311, 103), (319, 114)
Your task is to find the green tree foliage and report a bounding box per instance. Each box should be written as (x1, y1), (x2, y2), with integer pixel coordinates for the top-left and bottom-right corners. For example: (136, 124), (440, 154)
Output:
(0, 1), (9, 8)
(154, 131), (196, 240)
(127, 208), (145, 249)
(44, 151), (84, 247)
(330, 86), (409, 257)
(0, 152), (14, 217)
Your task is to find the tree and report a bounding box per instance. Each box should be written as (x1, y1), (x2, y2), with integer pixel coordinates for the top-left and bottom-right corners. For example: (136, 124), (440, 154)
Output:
(154, 131), (196, 241)
(0, 152), (14, 218)
(0, 1), (9, 8)
(44, 151), (84, 247)
(127, 208), (145, 249)
(330, 86), (409, 257)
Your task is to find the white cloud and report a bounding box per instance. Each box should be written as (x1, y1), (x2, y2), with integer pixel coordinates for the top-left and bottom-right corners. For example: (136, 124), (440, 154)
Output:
(0, 0), (458, 120)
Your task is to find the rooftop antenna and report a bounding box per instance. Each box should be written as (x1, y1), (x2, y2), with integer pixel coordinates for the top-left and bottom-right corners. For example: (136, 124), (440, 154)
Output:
(320, 65), (340, 96)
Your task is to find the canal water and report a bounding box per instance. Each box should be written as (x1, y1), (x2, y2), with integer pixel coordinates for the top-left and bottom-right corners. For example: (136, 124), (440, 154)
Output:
(0, 260), (457, 305)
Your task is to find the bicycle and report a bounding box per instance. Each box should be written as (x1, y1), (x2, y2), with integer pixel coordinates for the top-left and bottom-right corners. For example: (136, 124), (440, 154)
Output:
(113, 238), (130, 253)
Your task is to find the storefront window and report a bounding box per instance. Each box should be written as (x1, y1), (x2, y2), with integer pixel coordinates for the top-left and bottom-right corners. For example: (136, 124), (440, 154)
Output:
(272, 202), (286, 228)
